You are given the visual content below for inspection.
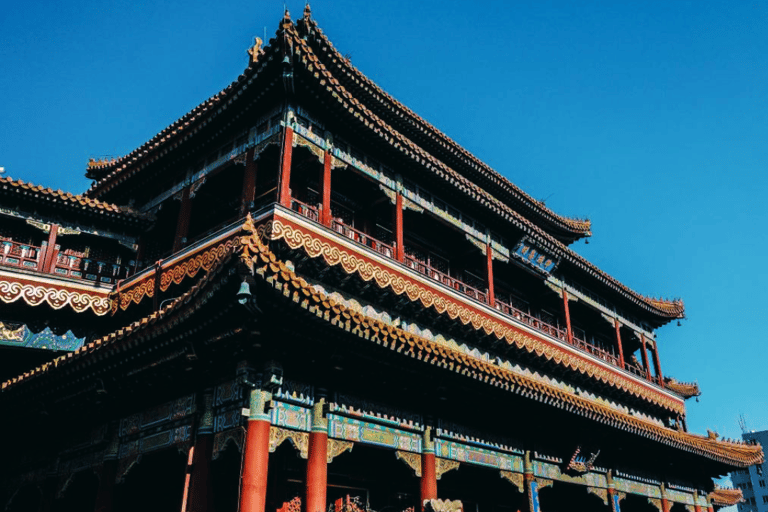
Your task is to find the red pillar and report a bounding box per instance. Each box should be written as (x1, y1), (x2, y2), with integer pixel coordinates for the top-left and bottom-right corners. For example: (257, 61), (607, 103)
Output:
(240, 147), (257, 217)
(661, 498), (671, 512)
(485, 242), (495, 306)
(614, 319), (625, 369)
(306, 399), (328, 512)
(651, 342), (664, 387)
(94, 461), (118, 512)
(94, 460), (118, 512)
(640, 334), (652, 381)
(240, 389), (273, 512)
(173, 187), (193, 252)
(395, 192), (404, 263)
(562, 290), (574, 344)
(41, 224), (59, 273)
(320, 151), (332, 227)
(523, 452), (539, 512)
(187, 398), (214, 512)
(420, 454), (437, 509)
(279, 127), (294, 208)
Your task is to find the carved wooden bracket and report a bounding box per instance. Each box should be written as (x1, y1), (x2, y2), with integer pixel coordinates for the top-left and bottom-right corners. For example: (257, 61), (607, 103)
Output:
(327, 439), (353, 463)
(534, 478), (554, 491)
(212, 428), (245, 460)
(647, 498), (664, 512)
(293, 133), (325, 163)
(395, 450), (421, 477)
(587, 487), (609, 506)
(436, 458), (460, 480)
(269, 426), (309, 459)
(499, 470), (525, 494)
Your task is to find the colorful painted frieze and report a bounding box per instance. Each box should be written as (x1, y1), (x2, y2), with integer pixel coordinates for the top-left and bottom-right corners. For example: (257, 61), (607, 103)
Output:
(436, 439), (522, 472)
(270, 401), (312, 432)
(327, 414), (421, 452)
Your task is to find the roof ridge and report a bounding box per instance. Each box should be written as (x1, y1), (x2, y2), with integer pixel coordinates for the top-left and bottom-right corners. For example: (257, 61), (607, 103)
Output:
(298, 13), (591, 240)
(286, 26), (684, 320)
(0, 175), (147, 219)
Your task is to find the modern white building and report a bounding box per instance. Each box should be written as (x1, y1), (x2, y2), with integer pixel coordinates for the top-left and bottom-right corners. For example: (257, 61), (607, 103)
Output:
(732, 430), (768, 512)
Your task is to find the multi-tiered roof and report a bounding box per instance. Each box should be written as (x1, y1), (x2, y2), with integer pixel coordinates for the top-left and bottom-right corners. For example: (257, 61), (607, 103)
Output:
(0, 8), (760, 507)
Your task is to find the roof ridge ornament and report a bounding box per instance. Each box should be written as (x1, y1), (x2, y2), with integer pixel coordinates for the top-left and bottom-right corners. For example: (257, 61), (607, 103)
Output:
(304, 3), (311, 19)
(247, 37), (264, 66)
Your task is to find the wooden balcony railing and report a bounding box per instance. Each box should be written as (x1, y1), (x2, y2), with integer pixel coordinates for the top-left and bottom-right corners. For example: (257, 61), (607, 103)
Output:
(331, 219), (394, 259)
(0, 240), (42, 270)
(291, 198), (319, 223)
(288, 201), (660, 383)
(0, 238), (134, 285)
(405, 255), (487, 303)
(51, 251), (134, 284)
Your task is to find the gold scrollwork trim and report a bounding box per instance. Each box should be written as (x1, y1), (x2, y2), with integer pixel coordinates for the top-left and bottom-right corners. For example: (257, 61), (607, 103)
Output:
(500, 471), (525, 493)
(647, 498), (663, 512)
(261, 217), (684, 415)
(436, 458), (460, 480)
(269, 427), (309, 459)
(327, 439), (353, 463)
(117, 236), (239, 311)
(0, 280), (110, 316)
(396, 450), (421, 477)
(535, 478), (554, 490)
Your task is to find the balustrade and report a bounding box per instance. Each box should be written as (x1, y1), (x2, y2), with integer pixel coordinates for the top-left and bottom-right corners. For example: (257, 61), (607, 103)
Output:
(0, 240), (41, 270)
(288, 200), (659, 384)
(0, 238), (134, 285)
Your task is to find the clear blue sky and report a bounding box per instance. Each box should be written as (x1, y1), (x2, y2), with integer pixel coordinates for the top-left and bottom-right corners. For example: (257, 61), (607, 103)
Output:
(2, 0), (767, 479)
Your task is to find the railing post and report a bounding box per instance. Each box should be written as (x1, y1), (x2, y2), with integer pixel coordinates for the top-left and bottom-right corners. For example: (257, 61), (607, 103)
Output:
(639, 333), (652, 381)
(173, 186), (192, 253)
(485, 239), (495, 307)
(650, 339), (664, 387)
(278, 126), (294, 208)
(394, 191), (404, 263)
(41, 224), (59, 273)
(240, 147), (257, 216)
(562, 289), (574, 345)
(320, 150), (333, 227)
(614, 319), (625, 369)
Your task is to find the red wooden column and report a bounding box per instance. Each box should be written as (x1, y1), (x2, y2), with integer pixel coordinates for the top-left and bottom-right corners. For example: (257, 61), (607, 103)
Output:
(240, 147), (258, 217)
(420, 428), (437, 510)
(240, 388), (273, 512)
(187, 392), (215, 512)
(94, 424), (120, 512)
(660, 485), (671, 512)
(639, 334), (652, 381)
(562, 289), (574, 344)
(320, 151), (333, 227)
(650, 341), (664, 387)
(306, 398), (328, 512)
(173, 187), (193, 252)
(278, 126), (294, 208)
(485, 242), (495, 306)
(614, 319), (625, 369)
(394, 192), (405, 263)
(523, 451), (542, 512)
(41, 224), (59, 273)
(607, 472), (621, 512)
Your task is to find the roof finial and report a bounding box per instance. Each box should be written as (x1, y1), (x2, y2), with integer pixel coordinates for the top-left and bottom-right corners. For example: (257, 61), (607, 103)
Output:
(247, 37), (263, 65)
(304, 2), (311, 18)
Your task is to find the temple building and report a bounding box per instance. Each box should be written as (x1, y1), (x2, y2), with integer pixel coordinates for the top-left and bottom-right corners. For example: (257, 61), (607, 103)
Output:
(0, 7), (761, 512)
